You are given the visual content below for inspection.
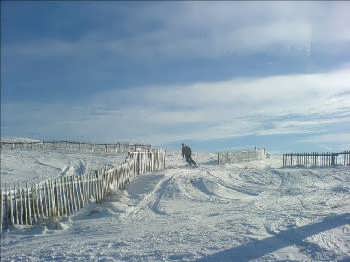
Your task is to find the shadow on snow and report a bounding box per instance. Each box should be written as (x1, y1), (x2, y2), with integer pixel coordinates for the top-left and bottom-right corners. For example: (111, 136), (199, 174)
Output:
(196, 213), (350, 262)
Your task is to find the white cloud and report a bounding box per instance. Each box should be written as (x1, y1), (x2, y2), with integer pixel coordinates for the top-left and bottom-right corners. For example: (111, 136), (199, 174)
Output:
(4, 2), (350, 60)
(300, 133), (350, 145)
(3, 66), (350, 144)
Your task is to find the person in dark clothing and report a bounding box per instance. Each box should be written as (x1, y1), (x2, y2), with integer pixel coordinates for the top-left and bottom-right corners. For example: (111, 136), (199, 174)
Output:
(181, 143), (186, 159)
(182, 144), (198, 167)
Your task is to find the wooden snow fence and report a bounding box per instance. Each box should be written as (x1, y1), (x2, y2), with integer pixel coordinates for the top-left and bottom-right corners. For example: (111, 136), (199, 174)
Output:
(282, 151), (350, 168)
(0, 141), (151, 154)
(0, 150), (166, 232)
(217, 148), (268, 164)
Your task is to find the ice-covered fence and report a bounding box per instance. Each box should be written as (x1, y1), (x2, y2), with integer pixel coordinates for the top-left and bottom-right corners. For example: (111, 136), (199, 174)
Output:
(282, 151), (350, 168)
(0, 141), (151, 154)
(217, 148), (268, 164)
(0, 149), (166, 232)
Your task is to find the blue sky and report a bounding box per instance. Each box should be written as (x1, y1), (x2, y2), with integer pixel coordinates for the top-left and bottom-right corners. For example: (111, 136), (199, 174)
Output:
(1, 1), (350, 152)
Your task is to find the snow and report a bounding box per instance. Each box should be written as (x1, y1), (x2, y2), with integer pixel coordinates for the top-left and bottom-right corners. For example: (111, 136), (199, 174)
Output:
(1, 149), (127, 188)
(1, 150), (349, 261)
(218, 148), (268, 164)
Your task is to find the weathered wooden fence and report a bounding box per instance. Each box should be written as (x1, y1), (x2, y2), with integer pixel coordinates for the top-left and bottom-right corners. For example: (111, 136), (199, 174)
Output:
(0, 141), (151, 153)
(217, 148), (268, 164)
(282, 151), (350, 168)
(0, 150), (166, 232)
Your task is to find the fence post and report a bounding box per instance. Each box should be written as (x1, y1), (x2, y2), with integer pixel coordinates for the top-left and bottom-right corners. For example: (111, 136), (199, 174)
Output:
(14, 186), (19, 224)
(1, 145), (167, 229)
(9, 189), (14, 226)
(58, 176), (65, 216)
(0, 189), (3, 232)
(35, 184), (41, 222)
(163, 150), (166, 169)
(72, 176), (78, 212)
(32, 185), (37, 223)
(3, 190), (8, 228)
(19, 186), (24, 224)
(77, 176), (84, 209)
(66, 176), (72, 215)
(23, 186), (28, 224)
(51, 180), (56, 217)
(27, 186), (32, 225)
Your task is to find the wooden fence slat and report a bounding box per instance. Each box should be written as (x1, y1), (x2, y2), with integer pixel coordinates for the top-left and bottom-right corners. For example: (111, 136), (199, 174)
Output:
(1, 149), (165, 231)
(9, 190), (14, 226)
(94, 174), (99, 202)
(50, 180), (57, 217)
(72, 176), (77, 210)
(14, 187), (19, 224)
(56, 180), (63, 216)
(59, 179), (64, 216)
(73, 176), (79, 211)
(35, 184), (41, 222)
(3, 190), (6, 228)
(82, 176), (87, 206)
(23, 187), (28, 224)
(0, 190), (3, 231)
(46, 181), (51, 218)
(38, 184), (44, 218)
(19, 187), (23, 224)
(62, 176), (66, 215)
(66, 176), (72, 215)
(27, 186), (32, 225)
(78, 176), (84, 208)
(32, 185), (37, 223)
(70, 176), (76, 213)
(67, 176), (73, 213)
(282, 151), (349, 168)
(75, 176), (82, 210)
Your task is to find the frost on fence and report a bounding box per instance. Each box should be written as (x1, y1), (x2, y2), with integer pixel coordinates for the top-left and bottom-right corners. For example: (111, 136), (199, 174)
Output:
(282, 151), (350, 168)
(0, 141), (151, 154)
(0, 149), (166, 232)
(218, 148), (268, 164)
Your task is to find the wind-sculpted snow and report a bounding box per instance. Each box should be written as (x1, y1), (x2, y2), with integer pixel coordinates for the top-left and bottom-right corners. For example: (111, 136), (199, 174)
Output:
(1, 152), (349, 261)
(1, 149), (126, 188)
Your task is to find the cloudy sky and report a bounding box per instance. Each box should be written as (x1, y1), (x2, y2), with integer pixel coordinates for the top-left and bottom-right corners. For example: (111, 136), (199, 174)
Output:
(1, 1), (350, 152)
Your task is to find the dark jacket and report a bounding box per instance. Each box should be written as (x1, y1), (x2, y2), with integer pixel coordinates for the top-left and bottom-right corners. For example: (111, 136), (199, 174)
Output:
(184, 146), (191, 158)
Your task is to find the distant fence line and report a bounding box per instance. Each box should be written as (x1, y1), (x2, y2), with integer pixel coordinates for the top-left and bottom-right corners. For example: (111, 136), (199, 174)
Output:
(282, 151), (350, 168)
(0, 140), (151, 153)
(0, 149), (166, 232)
(217, 148), (269, 165)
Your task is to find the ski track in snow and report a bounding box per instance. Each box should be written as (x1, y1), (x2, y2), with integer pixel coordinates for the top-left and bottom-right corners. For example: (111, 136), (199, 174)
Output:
(1, 151), (350, 261)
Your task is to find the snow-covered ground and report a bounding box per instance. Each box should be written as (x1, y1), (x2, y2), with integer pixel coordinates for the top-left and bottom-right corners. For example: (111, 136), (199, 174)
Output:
(1, 149), (127, 188)
(1, 151), (350, 261)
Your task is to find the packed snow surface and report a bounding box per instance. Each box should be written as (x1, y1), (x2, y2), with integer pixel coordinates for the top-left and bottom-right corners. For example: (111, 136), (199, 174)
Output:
(1, 151), (350, 261)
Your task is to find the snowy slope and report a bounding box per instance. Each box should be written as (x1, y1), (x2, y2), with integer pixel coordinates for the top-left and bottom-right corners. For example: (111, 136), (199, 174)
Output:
(1, 149), (127, 188)
(1, 151), (349, 261)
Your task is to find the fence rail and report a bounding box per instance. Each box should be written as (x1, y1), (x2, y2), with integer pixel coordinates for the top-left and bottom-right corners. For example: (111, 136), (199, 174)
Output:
(0, 141), (151, 153)
(0, 149), (166, 232)
(282, 151), (350, 168)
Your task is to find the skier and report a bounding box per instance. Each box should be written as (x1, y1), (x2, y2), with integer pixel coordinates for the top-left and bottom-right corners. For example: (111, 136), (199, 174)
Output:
(182, 144), (198, 167)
